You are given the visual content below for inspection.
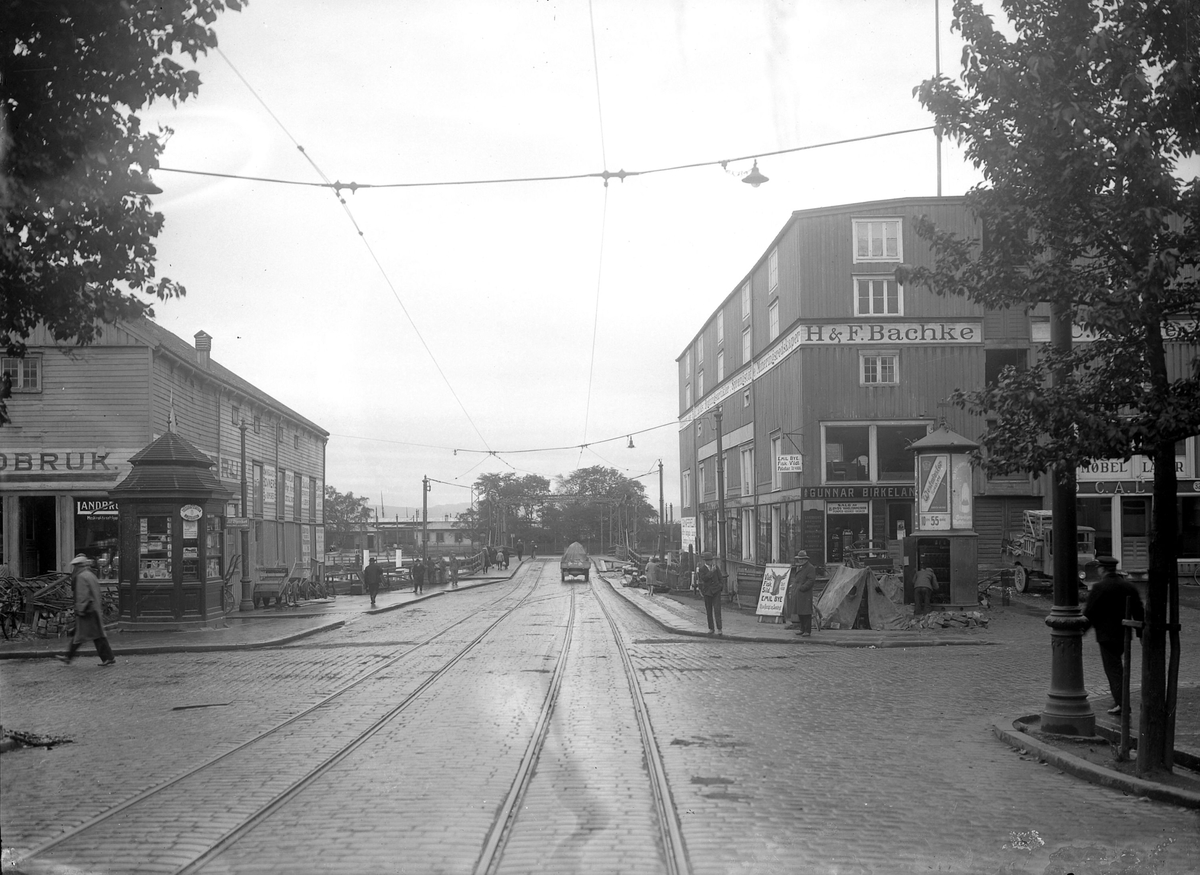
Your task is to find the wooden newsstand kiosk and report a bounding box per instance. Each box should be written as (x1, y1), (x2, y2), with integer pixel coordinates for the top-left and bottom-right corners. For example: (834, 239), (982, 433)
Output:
(110, 431), (231, 629)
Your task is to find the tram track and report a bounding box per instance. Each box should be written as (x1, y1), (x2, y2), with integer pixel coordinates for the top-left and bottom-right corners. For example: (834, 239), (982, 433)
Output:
(12, 573), (544, 875)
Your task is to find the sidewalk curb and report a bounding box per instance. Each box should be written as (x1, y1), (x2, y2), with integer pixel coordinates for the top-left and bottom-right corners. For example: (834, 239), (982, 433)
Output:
(992, 714), (1200, 810)
(601, 574), (992, 647)
(0, 619), (348, 659)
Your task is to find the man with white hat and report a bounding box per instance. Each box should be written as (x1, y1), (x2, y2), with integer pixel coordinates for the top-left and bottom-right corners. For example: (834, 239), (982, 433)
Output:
(785, 551), (817, 636)
(56, 555), (115, 666)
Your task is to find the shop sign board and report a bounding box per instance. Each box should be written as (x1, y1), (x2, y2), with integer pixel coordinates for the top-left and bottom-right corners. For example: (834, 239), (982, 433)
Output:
(754, 564), (791, 618)
(76, 499), (118, 517)
(680, 516), (697, 553)
(918, 453), (951, 531)
(800, 485), (915, 500)
(827, 502), (868, 515)
(776, 454), (804, 473)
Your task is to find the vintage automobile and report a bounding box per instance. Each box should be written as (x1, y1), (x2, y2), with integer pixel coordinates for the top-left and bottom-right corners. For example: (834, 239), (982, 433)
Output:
(1002, 509), (1098, 592)
(560, 541), (591, 582)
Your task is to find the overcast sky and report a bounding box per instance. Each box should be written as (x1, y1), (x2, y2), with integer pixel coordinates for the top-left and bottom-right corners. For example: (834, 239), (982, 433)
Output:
(141, 0), (995, 518)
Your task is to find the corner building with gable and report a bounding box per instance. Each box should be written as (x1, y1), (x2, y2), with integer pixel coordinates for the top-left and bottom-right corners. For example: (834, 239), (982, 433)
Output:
(676, 196), (1200, 598)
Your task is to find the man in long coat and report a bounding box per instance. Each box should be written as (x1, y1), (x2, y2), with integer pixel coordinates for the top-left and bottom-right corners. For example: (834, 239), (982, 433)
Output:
(58, 555), (115, 666)
(362, 557), (383, 607)
(1083, 556), (1144, 715)
(785, 551), (817, 636)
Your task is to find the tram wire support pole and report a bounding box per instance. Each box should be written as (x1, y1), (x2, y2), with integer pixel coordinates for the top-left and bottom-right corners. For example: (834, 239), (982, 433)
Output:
(1040, 300), (1095, 736)
(657, 459), (665, 562)
(421, 476), (429, 571)
(238, 418), (255, 612)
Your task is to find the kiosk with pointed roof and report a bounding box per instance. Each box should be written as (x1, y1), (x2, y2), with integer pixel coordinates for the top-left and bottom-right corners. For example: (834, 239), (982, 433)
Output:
(110, 430), (232, 628)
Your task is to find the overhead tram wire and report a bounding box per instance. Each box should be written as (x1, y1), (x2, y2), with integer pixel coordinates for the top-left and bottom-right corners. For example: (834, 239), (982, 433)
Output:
(579, 0), (611, 451)
(158, 126), (936, 193)
(213, 48), (494, 455)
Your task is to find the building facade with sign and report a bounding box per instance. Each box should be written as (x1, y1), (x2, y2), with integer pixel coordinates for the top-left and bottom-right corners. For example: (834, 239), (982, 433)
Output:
(675, 195), (1200, 576)
(0, 318), (328, 591)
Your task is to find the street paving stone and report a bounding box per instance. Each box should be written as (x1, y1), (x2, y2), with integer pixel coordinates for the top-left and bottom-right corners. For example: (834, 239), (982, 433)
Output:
(1, 562), (1197, 875)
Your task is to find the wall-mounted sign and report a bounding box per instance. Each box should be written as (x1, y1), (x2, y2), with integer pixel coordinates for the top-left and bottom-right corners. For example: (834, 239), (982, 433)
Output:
(827, 502), (868, 515)
(180, 505), (203, 521)
(76, 499), (118, 517)
(776, 454), (804, 472)
(800, 485), (915, 500)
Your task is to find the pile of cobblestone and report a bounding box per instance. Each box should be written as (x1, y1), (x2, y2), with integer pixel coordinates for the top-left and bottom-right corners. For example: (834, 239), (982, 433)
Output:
(908, 610), (989, 630)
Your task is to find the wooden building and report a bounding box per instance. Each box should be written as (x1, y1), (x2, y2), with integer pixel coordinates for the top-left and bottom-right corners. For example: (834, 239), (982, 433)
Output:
(676, 196), (1200, 579)
(0, 317), (328, 603)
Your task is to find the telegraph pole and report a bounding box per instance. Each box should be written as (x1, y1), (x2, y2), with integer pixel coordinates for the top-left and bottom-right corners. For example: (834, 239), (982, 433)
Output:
(421, 476), (430, 569)
(657, 459), (665, 561)
(715, 407), (727, 570)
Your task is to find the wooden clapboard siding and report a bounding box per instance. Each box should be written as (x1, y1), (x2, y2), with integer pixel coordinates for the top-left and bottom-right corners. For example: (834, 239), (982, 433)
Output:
(7, 344), (151, 445)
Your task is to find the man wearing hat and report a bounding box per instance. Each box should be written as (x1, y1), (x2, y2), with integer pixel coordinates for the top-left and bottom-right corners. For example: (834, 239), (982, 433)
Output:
(785, 551), (817, 636)
(696, 551), (726, 636)
(57, 555), (115, 666)
(1083, 556), (1144, 715)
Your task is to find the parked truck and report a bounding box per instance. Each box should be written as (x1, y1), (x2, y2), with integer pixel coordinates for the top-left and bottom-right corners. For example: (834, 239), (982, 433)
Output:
(1002, 509), (1098, 592)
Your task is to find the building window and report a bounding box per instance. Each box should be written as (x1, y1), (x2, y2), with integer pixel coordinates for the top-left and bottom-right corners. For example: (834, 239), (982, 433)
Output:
(685, 383), (692, 409)
(685, 349), (692, 379)
(855, 277), (901, 316)
(769, 248), (779, 291)
(682, 469), (692, 509)
(231, 404), (241, 425)
(860, 352), (898, 385)
(825, 425), (870, 482)
(253, 462), (264, 516)
(768, 299), (780, 341)
(698, 369), (704, 398)
(293, 434), (300, 449)
(717, 350), (725, 382)
(743, 389), (751, 407)
(717, 318), (724, 345)
(293, 473), (302, 521)
(741, 447), (755, 496)
(697, 335), (704, 365)
(253, 416), (261, 434)
(771, 435), (783, 490)
(741, 282), (751, 319)
(878, 424), (930, 481)
(454, 531), (463, 543)
(698, 462), (707, 499)
(742, 326), (751, 364)
(1, 356), (41, 391)
(853, 218), (902, 262)
(696, 421), (703, 438)
(436, 532), (445, 544)
(985, 348), (1027, 386)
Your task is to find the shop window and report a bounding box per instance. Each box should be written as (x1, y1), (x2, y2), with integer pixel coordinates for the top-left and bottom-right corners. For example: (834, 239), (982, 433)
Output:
(740, 446), (755, 496)
(877, 424), (929, 481)
(74, 500), (120, 581)
(1, 355), (41, 392)
(825, 425), (870, 482)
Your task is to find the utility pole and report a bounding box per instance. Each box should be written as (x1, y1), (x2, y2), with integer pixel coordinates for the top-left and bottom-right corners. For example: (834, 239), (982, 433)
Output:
(237, 418), (254, 612)
(715, 407), (727, 572)
(421, 476), (430, 569)
(657, 459), (665, 561)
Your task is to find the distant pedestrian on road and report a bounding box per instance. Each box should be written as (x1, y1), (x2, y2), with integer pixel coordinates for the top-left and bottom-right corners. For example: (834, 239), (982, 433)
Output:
(57, 555), (115, 666)
(785, 551), (817, 636)
(913, 563), (937, 616)
(696, 551), (726, 637)
(362, 557), (383, 607)
(644, 555), (660, 596)
(499, 546), (508, 569)
(412, 559), (425, 594)
(1083, 556), (1144, 715)
(449, 555), (459, 588)
(516, 540), (524, 562)
(530, 542), (537, 560)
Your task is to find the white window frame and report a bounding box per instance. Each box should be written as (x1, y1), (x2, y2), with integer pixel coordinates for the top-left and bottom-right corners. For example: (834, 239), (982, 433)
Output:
(685, 349), (692, 379)
(853, 218), (902, 262)
(768, 299), (780, 341)
(698, 462), (707, 499)
(860, 352), (899, 386)
(769, 248), (779, 292)
(682, 469), (692, 509)
(743, 388), (751, 407)
(717, 317), (724, 345)
(685, 383), (692, 409)
(2, 355), (42, 392)
(697, 369), (705, 398)
(854, 276), (903, 316)
(771, 434), (782, 490)
(717, 349), (725, 382)
(697, 335), (704, 364)
(742, 326), (751, 364)
(741, 282), (751, 320)
(740, 446), (755, 497)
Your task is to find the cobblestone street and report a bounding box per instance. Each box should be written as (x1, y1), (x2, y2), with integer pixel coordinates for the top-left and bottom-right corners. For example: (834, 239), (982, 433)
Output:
(2, 561), (1198, 874)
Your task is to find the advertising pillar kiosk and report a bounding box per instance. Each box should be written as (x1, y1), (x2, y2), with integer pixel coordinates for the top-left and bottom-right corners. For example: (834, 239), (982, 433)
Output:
(904, 425), (979, 609)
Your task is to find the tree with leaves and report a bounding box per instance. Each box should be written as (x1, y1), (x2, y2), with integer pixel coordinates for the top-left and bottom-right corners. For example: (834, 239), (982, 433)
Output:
(455, 473), (551, 548)
(900, 0), (1200, 774)
(1, 0), (246, 424)
(323, 486), (373, 550)
(553, 466), (656, 554)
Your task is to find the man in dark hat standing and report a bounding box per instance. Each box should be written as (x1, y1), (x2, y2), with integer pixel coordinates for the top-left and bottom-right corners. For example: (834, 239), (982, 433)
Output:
(1082, 556), (1144, 715)
(696, 551), (726, 636)
(57, 555), (115, 666)
(362, 557), (383, 607)
(785, 551), (817, 636)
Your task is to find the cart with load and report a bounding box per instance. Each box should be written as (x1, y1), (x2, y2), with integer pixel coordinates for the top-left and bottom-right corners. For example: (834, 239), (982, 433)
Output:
(560, 542), (591, 582)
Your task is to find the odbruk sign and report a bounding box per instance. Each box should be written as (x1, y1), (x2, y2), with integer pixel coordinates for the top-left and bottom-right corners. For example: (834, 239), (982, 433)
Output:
(0, 449), (132, 484)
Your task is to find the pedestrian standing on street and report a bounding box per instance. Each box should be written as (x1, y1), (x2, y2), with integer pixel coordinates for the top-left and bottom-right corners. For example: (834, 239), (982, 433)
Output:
(785, 551), (817, 636)
(57, 555), (115, 666)
(412, 559), (425, 593)
(644, 555), (660, 596)
(499, 546), (508, 569)
(696, 551), (726, 637)
(362, 557), (384, 607)
(1083, 556), (1144, 715)
(912, 563), (937, 616)
(449, 555), (459, 589)
(531, 542), (537, 560)
(516, 540), (524, 562)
